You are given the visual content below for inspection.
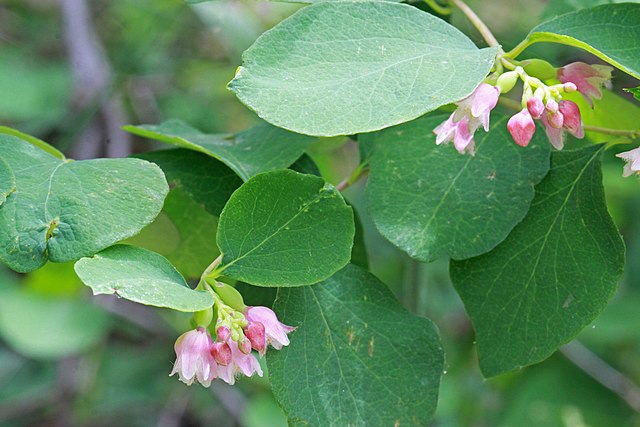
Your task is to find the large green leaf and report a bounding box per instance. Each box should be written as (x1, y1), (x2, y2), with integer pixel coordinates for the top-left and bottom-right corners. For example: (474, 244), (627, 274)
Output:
(366, 114), (550, 263)
(0, 135), (168, 273)
(0, 157), (15, 206)
(520, 3), (640, 79)
(269, 265), (444, 426)
(450, 146), (625, 377)
(125, 187), (219, 280)
(216, 170), (354, 287)
(136, 149), (242, 217)
(125, 120), (316, 181)
(228, 2), (498, 136)
(0, 289), (112, 359)
(74, 245), (214, 312)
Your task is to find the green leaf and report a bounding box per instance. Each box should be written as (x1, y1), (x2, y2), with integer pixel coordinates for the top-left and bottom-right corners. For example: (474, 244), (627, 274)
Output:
(125, 120), (316, 181)
(522, 3), (640, 79)
(74, 245), (214, 312)
(0, 135), (168, 273)
(136, 149), (242, 217)
(624, 86), (640, 102)
(268, 265), (444, 426)
(216, 170), (354, 287)
(228, 2), (498, 136)
(0, 157), (15, 206)
(366, 114), (550, 263)
(0, 289), (111, 359)
(450, 146), (625, 377)
(0, 125), (65, 160)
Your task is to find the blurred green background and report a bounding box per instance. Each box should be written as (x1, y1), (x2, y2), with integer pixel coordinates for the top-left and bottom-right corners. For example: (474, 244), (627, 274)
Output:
(1, 0), (639, 426)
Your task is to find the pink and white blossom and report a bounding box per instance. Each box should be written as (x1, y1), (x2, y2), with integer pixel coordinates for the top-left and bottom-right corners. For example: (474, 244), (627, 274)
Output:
(558, 62), (613, 106)
(244, 306), (296, 352)
(558, 100), (584, 138)
(433, 83), (500, 155)
(170, 327), (217, 387)
(217, 340), (264, 385)
(616, 147), (640, 177)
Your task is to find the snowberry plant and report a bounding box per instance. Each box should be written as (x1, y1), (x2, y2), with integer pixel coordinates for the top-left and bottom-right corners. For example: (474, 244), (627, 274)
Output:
(1, 0), (639, 425)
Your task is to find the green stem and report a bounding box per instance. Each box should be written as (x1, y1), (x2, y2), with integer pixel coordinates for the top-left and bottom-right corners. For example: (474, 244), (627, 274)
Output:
(448, 0), (504, 53)
(335, 166), (370, 192)
(423, 0), (453, 15)
(504, 38), (531, 59)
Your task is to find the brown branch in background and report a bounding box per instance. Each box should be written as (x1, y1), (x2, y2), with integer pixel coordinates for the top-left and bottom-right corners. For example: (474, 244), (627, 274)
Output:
(561, 340), (640, 413)
(59, 0), (131, 159)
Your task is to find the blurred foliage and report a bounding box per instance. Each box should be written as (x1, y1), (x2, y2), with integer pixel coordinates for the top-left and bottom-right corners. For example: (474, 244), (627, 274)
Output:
(0, 0), (639, 426)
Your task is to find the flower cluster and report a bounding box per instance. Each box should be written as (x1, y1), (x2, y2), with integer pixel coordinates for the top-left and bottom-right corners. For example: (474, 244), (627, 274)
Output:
(170, 296), (295, 387)
(433, 61), (613, 155)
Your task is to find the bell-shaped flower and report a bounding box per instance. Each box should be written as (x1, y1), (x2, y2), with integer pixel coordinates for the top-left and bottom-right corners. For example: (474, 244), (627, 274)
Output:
(434, 114), (475, 155)
(558, 62), (613, 107)
(211, 341), (232, 366)
(453, 83), (501, 132)
(244, 306), (296, 351)
(508, 109), (536, 147)
(616, 147), (640, 177)
(433, 83), (500, 156)
(216, 340), (264, 386)
(245, 321), (267, 355)
(558, 100), (584, 138)
(539, 113), (565, 150)
(170, 327), (217, 387)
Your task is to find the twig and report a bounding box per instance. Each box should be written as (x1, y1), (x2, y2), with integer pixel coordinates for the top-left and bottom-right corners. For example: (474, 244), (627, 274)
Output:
(561, 340), (640, 413)
(60, 0), (131, 159)
(448, 0), (504, 53)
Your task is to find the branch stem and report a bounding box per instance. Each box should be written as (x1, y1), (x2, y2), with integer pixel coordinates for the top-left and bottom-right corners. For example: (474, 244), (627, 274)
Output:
(448, 0), (503, 53)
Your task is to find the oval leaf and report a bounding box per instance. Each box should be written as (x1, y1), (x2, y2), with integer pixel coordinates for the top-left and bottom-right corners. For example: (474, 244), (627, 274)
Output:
(0, 157), (15, 206)
(450, 146), (625, 377)
(74, 245), (214, 312)
(216, 170), (354, 286)
(0, 135), (168, 273)
(228, 2), (498, 136)
(366, 113), (550, 262)
(525, 3), (640, 79)
(269, 265), (444, 426)
(125, 120), (316, 181)
(136, 148), (243, 217)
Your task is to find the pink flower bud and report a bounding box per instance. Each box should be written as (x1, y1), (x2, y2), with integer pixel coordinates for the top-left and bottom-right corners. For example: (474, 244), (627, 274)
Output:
(238, 338), (252, 355)
(558, 100), (584, 138)
(526, 96), (545, 119)
(216, 325), (231, 342)
(244, 306), (296, 351)
(245, 321), (267, 355)
(545, 100), (563, 129)
(558, 62), (613, 107)
(563, 82), (577, 93)
(508, 109), (536, 147)
(211, 341), (232, 366)
(540, 113), (565, 150)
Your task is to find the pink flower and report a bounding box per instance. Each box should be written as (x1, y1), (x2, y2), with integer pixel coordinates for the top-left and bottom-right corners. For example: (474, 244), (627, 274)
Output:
(558, 100), (584, 138)
(245, 321), (267, 355)
(508, 109), (536, 147)
(244, 306), (296, 352)
(540, 113), (565, 150)
(526, 96), (545, 119)
(217, 340), (264, 385)
(211, 341), (232, 366)
(434, 114), (475, 155)
(433, 83), (500, 155)
(170, 327), (217, 387)
(558, 62), (613, 107)
(616, 147), (640, 177)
